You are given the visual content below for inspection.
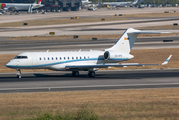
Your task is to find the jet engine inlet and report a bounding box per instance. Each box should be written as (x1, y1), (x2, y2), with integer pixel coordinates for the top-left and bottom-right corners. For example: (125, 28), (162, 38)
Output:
(104, 51), (110, 60)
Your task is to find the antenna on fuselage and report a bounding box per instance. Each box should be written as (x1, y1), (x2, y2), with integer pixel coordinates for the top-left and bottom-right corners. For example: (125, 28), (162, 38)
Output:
(47, 50), (49, 52)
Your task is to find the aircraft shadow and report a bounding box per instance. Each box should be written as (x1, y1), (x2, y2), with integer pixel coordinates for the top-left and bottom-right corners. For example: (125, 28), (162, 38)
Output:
(0, 70), (179, 82)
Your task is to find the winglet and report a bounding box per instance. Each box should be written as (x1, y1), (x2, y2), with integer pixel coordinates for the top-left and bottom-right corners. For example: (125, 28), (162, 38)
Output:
(162, 55), (172, 65)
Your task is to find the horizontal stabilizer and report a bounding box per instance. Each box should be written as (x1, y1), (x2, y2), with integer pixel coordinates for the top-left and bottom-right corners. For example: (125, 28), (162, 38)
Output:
(128, 31), (170, 34)
(162, 55), (172, 65)
(127, 28), (170, 34)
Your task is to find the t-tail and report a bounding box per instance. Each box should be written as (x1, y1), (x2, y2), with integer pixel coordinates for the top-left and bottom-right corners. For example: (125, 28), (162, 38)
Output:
(105, 28), (169, 54)
(34, 0), (42, 4)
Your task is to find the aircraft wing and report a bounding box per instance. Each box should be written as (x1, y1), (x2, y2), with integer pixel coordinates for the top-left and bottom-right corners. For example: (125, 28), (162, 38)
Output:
(65, 55), (172, 70)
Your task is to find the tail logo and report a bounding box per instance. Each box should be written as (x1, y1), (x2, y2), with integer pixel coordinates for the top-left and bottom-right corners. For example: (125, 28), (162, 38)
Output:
(37, 0), (42, 4)
(124, 37), (130, 40)
(0, 3), (6, 9)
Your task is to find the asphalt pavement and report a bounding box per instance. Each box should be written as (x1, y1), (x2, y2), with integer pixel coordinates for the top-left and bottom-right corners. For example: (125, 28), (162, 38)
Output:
(0, 69), (179, 93)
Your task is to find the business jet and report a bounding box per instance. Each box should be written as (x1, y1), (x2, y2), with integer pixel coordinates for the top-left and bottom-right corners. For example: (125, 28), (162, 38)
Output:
(0, 0), (44, 13)
(103, 0), (138, 7)
(6, 28), (172, 78)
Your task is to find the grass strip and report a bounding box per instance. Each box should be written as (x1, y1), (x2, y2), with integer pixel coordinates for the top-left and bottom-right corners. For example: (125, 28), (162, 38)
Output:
(7, 33), (179, 41)
(1, 88), (179, 119)
(0, 17), (129, 27)
(137, 24), (179, 30)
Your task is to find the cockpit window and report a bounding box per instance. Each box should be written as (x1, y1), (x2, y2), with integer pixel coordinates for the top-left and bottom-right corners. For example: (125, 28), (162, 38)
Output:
(14, 56), (28, 59)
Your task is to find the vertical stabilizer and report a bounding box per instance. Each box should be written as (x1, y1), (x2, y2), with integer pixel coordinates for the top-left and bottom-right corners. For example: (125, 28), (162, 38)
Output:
(105, 28), (168, 54)
(33, 0), (42, 4)
(105, 28), (139, 54)
(33, 0), (37, 4)
(37, 0), (42, 4)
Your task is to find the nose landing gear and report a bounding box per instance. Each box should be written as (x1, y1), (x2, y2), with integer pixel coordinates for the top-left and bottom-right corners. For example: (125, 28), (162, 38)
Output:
(17, 69), (21, 79)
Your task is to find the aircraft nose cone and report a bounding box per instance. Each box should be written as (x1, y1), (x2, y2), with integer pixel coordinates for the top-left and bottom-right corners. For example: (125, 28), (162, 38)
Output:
(6, 62), (10, 67)
(6, 61), (13, 68)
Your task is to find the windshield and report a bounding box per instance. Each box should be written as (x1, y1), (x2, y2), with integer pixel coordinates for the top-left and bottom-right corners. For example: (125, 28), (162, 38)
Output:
(14, 56), (28, 59)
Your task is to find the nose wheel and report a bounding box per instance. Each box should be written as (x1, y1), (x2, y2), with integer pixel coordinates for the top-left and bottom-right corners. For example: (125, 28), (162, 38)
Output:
(17, 75), (21, 79)
(17, 69), (22, 79)
(88, 71), (95, 77)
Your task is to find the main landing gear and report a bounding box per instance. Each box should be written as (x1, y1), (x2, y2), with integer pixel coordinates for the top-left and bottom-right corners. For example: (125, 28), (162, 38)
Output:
(17, 69), (21, 79)
(72, 71), (79, 77)
(72, 71), (95, 77)
(88, 71), (95, 77)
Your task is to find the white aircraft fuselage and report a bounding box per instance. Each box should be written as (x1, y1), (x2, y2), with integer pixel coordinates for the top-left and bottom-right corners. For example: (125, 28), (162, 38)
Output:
(4, 3), (42, 10)
(6, 51), (133, 71)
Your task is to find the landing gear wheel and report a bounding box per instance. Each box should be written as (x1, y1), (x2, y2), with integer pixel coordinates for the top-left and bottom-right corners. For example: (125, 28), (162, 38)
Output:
(72, 71), (79, 77)
(17, 75), (21, 79)
(88, 71), (95, 77)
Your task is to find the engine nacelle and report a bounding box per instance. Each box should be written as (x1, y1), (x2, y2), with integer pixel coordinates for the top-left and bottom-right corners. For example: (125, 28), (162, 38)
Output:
(103, 51), (134, 61)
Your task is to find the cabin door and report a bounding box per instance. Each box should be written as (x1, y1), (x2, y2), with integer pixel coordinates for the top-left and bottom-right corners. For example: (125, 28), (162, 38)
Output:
(31, 54), (37, 66)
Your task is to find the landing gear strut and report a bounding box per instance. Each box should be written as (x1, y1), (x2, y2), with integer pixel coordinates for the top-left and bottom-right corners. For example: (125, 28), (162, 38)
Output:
(72, 71), (79, 77)
(17, 69), (21, 79)
(88, 71), (95, 77)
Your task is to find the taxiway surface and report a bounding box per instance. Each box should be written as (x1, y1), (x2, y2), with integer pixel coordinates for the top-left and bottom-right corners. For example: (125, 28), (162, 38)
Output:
(1, 17), (179, 37)
(0, 69), (179, 93)
(0, 36), (178, 54)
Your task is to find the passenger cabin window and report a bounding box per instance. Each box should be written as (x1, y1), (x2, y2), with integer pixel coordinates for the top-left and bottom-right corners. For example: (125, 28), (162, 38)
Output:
(39, 57), (41, 60)
(68, 57), (69, 60)
(84, 57), (86, 59)
(64, 57), (66, 60)
(44, 57), (46, 60)
(76, 57), (78, 59)
(52, 57), (54, 60)
(80, 57), (82, 59)
(48, 57), (50, 60)
(14, 56), (28, 59)
(72, 57), (74, 59)
(60, 57), (61, 60)
(56, 57), (58, 60)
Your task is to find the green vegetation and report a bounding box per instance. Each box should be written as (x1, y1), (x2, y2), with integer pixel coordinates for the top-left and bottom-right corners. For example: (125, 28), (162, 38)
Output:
(26, 105), (99, 120)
